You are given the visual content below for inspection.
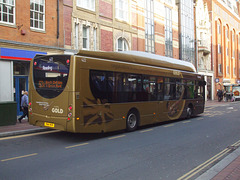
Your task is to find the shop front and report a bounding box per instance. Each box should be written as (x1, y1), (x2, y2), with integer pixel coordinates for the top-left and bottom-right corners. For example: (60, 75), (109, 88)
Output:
(0, 47), (46, 117)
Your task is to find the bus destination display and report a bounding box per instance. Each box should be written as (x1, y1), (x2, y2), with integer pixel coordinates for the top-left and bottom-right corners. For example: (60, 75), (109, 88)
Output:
(38, 80), (63, 89)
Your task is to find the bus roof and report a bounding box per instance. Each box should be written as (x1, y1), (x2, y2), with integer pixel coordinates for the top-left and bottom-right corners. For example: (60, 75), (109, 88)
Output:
(76, 50), (196, 73)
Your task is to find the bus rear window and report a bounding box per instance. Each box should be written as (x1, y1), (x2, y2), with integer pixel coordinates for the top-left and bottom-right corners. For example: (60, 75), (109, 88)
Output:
(33, 55), (71, 99)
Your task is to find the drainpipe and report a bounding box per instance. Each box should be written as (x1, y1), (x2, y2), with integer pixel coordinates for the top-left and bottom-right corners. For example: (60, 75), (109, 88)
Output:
(57, 0), (59, 39)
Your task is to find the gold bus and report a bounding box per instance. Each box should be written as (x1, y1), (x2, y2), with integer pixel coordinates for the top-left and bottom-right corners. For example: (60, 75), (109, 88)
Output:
(29, 50), (205, 133)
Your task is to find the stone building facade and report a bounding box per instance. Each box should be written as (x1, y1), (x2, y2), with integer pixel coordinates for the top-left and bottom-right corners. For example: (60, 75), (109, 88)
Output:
(196, 0), (214, 100)
(68, 0), (181, 58)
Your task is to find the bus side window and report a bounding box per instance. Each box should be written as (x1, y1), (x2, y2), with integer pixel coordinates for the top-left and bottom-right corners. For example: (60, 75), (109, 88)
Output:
(186, 80), (194, 99)
(106, 72), (115, 103)
(157, 77), (164, 101)
(90, 70), (107, 102)
(164, 78), (176, 100)
(176, 79), (184, 100)
(195, 81), (204, 99)
(143, 76), (156, 101)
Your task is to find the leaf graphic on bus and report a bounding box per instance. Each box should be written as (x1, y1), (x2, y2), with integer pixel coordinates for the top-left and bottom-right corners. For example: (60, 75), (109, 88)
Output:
(167, 87), (185, 120)
(83, 98), (114, 126)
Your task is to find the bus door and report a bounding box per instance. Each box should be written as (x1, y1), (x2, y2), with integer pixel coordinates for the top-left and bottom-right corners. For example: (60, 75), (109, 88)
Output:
(162, 78), (186, 121)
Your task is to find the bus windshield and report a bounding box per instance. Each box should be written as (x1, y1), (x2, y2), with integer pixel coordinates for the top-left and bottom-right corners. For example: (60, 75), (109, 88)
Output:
(33, 55), (71, 99)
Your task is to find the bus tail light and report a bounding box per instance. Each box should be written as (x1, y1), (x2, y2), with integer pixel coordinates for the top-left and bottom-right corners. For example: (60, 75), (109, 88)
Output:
(29, 102), (32, 115)
(67, 105), (72, 121)
(66, 59), (70, 65)
(68, 105), (73, 111)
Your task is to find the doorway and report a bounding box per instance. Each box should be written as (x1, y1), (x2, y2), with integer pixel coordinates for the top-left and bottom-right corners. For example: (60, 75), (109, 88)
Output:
(14, 76), (28, 116)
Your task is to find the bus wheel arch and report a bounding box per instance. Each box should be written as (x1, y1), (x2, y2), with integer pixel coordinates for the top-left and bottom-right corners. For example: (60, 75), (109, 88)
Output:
(186, 103), (193, 119)
(126, 108), (140, 131)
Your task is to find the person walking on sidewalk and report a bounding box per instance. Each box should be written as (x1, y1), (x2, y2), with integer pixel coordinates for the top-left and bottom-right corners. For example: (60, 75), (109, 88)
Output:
(18, 91), (29, 123)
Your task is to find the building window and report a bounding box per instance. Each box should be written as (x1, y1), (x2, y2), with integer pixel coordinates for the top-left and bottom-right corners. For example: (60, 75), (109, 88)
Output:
(234, 67), (236, 76)
(116, 37), (128, 51)
(217, 24), (221, 34)
(0, 0), (15, 24)
(179, 0), (195, 63)
(227, 66), (230, 75)
(145, 0), (154, 53)
(218, 64), (222, 74)
(75, 23), (79, 50)
(116, 0), (128, 21)
(83, 26), (89, 50)
(165, 7), (173, 57)
(77, 0), (95, 11)
(226, 29), (229, 39)
(30, 0), (45, 30)
(218, 44), (221, 54)
(226, 47), (228, 56)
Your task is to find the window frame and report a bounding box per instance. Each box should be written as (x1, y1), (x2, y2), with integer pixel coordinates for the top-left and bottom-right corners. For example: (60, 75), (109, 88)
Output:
(115, 0), (129, 22)
(145, 0), (155, 53)
(82, 25), (90, 50)
(0, 0), (15, 25)
(116, 37), (129, 51)
(165, 6), (173, 57)
(30, 0), (45, 31)
(77, 0), (95, 11)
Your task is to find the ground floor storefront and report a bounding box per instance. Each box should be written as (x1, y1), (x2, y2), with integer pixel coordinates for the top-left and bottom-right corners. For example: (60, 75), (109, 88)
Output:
(0, 44), (67, 117)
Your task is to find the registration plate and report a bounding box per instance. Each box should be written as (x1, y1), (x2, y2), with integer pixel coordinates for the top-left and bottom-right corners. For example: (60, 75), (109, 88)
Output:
(44, 122), (55, 128)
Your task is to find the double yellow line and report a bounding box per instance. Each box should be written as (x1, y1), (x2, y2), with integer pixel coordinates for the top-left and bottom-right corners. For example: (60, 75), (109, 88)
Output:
(178, 140), (240, 180)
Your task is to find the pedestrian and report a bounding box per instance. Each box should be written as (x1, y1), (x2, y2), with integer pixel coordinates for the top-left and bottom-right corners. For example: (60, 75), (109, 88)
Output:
(217, 89), (223, 102)
(18, 91), (29, 123)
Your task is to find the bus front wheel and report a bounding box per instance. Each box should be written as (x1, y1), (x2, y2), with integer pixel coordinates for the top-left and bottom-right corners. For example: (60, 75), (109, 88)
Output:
(186, 106), (193, 119)
(126, 110), (138, 131)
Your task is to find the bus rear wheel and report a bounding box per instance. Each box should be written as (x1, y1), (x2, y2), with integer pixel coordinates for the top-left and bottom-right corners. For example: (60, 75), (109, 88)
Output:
(126, 110), (138, 131)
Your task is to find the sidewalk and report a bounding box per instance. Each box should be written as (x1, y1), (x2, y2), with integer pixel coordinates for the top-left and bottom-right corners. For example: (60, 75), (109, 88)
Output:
(0, 100), (239, 180)
(0, 119), (48, 137)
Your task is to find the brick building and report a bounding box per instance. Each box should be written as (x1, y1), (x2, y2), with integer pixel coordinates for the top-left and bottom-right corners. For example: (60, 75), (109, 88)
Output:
(205, 0), (240, 98)
(0, 0), (65, 115)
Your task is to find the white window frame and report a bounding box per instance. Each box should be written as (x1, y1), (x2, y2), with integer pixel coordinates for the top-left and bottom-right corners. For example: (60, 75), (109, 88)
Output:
(82, 26), (90, 50)
(77, 0), (95, 11)
(0, 0), (15, 25)
(116, 37), (129, 51)
(115, 0), (128, 22)
(30, 0), (45, 31)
